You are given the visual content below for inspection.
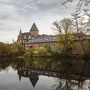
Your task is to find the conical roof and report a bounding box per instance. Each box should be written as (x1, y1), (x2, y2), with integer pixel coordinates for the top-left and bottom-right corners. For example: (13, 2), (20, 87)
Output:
(19, 29), (22, 35)
(29, 74), (39, 87)
(18, 71), (22, 82)
(30, 23), (39, 31)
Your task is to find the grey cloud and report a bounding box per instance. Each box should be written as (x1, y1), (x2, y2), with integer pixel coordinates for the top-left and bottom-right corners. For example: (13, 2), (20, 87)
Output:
(0, 0), (86, 43)
(0, 0), (76, 24)
(0, 14), (11, 20)
(0, 0), (63, 16)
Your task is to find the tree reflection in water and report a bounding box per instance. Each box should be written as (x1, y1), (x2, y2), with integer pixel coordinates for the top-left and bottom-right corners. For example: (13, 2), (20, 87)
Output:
(54, 58), (90, 90)
(0, 57), (90, 90)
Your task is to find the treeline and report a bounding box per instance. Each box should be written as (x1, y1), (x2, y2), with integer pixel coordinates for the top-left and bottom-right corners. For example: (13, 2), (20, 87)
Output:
(0, 42), (24, 57)
(0, 41), (90, 58)
(0, 42), (59, 57)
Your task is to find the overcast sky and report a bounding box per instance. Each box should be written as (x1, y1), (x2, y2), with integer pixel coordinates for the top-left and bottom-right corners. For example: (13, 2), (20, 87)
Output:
(0, 0), (89, 43)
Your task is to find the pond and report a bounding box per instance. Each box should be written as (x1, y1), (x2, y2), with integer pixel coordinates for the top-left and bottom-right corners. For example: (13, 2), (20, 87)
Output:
(0, 57), (90, 90)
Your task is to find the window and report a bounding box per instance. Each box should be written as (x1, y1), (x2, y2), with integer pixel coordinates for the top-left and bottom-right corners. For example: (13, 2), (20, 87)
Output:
(39, 44), (43, 47)
(52, 43), (55, 46)
(48, 43), (50, 46)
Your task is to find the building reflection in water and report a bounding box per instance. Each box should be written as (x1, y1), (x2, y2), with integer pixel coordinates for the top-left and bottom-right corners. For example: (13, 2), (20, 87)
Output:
(16, 58), (90, 90)
(0, 57), (90, 90)
(18, 69), (39, 87)
(17, 67), (57, 87)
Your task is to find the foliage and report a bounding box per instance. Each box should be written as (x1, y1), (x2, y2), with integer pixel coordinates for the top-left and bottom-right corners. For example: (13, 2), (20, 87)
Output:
(53, 18), (73, 54)
(33, 51), (39, 56)
(0, 42), (24, 57)
(51, 51), (60, 57)
(47, 53), (51, 56)
(11, 42), (24, 56)
(57, 33), (73, 54)
(24, 48), (34, 57)
(4, 44), (12, 56)
(24, 51), (31, 57)
(38, 47), (48, 56)
(25, 47), (52, 57)
(44, 45), (53, 53)
(0, 42), (12, 57)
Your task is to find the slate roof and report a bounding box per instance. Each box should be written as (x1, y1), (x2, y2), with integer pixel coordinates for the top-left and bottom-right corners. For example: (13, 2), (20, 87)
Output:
(26, 35), (90, 44)
(20, 32), (32, 39)
(19, 29), (22, 35)
(73, 35), (90, 40)
(30, 23), (39, 31)
(26, 36), (57, 44)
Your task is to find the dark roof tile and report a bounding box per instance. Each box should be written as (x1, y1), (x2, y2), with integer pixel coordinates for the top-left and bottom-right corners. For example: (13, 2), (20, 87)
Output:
(30, 23), (39, 31)
(26, 36), (57, 44)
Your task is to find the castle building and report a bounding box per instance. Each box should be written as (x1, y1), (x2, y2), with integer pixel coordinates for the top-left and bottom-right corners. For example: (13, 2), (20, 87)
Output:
(18, 70), (39, 87)
(17, 23), (57, 50)
(17, 23), (90, 53)
(17, 23), (39, 44)
(26, 35), (57, 50)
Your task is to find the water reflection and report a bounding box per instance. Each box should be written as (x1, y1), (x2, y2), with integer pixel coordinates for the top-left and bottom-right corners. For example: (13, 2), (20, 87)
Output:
(0, 57), (90, 90)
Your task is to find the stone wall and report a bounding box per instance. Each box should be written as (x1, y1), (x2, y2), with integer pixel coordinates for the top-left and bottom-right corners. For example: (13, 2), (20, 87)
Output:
(26, 42), (57, 51)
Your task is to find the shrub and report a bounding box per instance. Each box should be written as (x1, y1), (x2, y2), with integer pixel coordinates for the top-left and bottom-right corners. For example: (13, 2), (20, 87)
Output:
(51, 51), (60, 57)
(44, 45), (52, 53)
(24, 48), (34, 57)
(47, 53), (51, 56)
(24, 51), (31, 57)
(33, 51), (39, 56)
(38, 47), (47, 56)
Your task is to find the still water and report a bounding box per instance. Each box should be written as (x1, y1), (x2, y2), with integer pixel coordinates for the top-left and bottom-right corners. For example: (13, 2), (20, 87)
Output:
(0, 57), (90, 90)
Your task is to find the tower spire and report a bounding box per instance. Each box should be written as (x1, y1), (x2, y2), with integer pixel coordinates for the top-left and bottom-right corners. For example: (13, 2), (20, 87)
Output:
(19, 29), (22, 35)
(30, 23), (39, 31)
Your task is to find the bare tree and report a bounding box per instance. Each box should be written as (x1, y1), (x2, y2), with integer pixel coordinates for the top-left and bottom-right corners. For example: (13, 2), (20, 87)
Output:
(62, 0), (90, 10)
(53, 18), (73, 54)
(84, 9), (90, 33)
(71, 11), (88, 54)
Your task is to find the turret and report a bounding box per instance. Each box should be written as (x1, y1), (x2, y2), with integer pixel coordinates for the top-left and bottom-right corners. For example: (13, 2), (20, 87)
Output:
(17, 29), (22, 43)
(19, 29), (22, 35)
(18, 70), (22, 82)
(30, 23), (39, 37)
